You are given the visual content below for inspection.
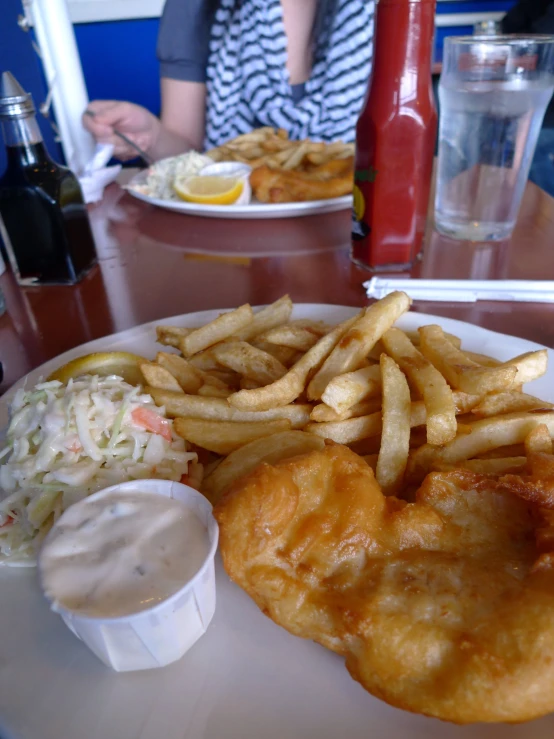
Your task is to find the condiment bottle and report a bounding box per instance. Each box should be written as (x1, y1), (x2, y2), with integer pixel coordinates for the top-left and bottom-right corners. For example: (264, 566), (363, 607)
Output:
(351, 0), (437, 271)
(0, 72), (97, 286)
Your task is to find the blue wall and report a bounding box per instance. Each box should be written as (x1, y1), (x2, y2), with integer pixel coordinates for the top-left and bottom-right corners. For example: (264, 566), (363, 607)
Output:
(75, 19), (161, 116)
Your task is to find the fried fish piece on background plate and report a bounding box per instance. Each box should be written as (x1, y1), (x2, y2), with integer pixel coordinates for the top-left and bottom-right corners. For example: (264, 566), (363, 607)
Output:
(214, 444), (554, 724)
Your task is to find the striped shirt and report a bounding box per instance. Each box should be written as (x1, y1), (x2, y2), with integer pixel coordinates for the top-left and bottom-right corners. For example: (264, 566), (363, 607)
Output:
(157, 0), (374, 149)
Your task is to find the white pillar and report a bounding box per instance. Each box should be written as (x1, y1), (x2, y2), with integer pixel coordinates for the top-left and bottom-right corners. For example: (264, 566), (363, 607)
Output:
(27, 0), (95, 173)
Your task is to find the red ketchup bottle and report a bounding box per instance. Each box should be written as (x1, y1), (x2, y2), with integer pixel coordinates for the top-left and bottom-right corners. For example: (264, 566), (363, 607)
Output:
(351, 0), (437, 271)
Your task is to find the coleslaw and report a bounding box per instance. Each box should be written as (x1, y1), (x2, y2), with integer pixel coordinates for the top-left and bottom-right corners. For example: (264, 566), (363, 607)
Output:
(0, 375), (197, 566)
(129, 151), (214, 200)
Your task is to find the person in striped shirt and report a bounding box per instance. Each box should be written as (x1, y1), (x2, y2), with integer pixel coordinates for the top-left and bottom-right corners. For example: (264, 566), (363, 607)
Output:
(83, 0), (374, 160)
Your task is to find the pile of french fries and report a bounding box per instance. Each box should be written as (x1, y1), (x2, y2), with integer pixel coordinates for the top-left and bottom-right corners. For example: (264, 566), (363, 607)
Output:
(207, 127), (354, 170)
(140, 293), (554, 503)
(206, 128), (354, 203)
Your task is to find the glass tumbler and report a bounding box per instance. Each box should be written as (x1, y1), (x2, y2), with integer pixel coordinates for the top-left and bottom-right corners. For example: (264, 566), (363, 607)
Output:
(435, 35), (554, 241)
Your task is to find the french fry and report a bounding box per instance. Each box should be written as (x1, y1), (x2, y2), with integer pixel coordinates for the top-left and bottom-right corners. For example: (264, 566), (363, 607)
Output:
(155, 352), (203, 393)
(181, 460), (204, 491)
(205, 370), (241, 387)
(197, 384), (233, 398)
(366, 340), (386, 362)
(320, 365), (382, 415)
(202, 431), (326, 504)
(306, 413), (382, 444)
(408, 410), (554, 481)
(188, 349), (222, 372)
(211, 341), (287, 384)
(471, 391), (553, 418)
(233, 295), (293, 342)
(501, 350), (548, 385)
(382, 328), (457, 446)
(306, 401), (427, 445)
(376, 354), (411, 495)
(463, 351), (501, 368)
(228, 314), (358, 411)
(253, 341), (301, 368)
(310, 397), (382, 422)
(282, 141), (310, 170)
(418, 325), (517, 394)
(477, 444), (526, 459)
(307, 292), (412, 400)
(405, 329), (462, 350)
(181, 304), (254, 357)
(291, 319), (333, 334)
(155, 352), (229, 394)
(259, 325), (322, 352)
(173, 418), (291, 455)
(146, 388), (312, 428)
(139, 362), (183, 393)
(525, 424), (553, 456)
(452, 391), (483, 414)
(155, 325), (192, 348)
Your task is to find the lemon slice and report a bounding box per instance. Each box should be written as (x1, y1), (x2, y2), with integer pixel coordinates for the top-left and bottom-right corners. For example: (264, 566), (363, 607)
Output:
(47, 352), (147, 386)
(174, 175), (244, 205)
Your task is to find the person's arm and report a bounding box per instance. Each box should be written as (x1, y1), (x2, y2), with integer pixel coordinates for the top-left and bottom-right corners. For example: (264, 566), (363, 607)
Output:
(82, 98), (201, 161)
(156, 78), (207, 155)
(151, 0), (214, 156)
(83, 0), (212, 160)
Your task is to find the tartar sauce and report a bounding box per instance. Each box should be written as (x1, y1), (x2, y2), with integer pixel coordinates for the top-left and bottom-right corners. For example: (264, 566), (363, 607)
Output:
(39, 489), (209, 618)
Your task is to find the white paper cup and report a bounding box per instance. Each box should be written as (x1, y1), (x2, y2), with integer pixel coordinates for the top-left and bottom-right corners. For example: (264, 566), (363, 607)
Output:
(38, 480), (219, 672)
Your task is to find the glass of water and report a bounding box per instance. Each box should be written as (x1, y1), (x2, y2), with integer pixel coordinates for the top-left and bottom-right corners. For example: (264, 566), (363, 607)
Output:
(435, 35), (554, 241)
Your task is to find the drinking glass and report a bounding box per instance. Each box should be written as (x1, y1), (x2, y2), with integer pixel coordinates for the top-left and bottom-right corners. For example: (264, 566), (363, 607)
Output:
(435, 35), (554, 241)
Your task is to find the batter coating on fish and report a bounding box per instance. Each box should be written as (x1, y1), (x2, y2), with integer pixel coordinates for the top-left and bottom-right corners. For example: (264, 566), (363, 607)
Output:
(215, 443), (554, 724)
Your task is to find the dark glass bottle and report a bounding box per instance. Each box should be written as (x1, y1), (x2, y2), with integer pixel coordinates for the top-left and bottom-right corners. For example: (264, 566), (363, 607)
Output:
(0, 73), (97, 285)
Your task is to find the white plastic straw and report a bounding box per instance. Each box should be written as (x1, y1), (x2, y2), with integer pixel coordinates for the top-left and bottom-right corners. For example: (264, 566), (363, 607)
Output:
(364, 278), (554, 303)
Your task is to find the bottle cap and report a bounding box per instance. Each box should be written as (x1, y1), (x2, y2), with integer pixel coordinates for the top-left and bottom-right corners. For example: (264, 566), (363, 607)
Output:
(0, 72), (35, 119)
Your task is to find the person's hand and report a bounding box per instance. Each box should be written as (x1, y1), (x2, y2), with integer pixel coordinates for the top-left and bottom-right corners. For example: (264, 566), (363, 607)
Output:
(82, 100), (161, 161)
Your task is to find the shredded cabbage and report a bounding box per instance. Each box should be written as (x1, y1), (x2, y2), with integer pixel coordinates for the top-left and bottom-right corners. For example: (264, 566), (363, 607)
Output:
(129, 151), (213, 200)
(0, 375), (197, 566)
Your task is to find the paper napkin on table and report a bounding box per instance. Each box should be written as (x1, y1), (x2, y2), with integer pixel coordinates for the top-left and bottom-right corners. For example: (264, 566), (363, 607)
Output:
(78, 143), (122, 204)
(364, 278), (554, 303)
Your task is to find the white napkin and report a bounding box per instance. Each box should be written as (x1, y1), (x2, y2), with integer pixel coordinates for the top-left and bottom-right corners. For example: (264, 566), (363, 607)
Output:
(364, 278), (554, 303)
(78, 143), (122, 204)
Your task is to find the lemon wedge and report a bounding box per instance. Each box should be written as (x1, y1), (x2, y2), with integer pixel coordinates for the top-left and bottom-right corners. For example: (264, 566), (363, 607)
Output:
(174, 175), (244, 205)
(47, 352), (147, 386)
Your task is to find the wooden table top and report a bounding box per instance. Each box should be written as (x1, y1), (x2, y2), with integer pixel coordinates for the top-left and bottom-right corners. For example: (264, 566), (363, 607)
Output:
(1, 178), (554, 393)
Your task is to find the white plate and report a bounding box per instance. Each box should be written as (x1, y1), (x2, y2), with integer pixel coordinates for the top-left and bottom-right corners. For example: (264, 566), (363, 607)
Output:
(125, 171), (352, 219)
(1, 305), (554, 739)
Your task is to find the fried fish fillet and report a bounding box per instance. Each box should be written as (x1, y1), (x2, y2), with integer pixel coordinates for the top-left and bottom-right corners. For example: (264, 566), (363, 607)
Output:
(250, 157), (354, 203)
(214, 443), (554, 724)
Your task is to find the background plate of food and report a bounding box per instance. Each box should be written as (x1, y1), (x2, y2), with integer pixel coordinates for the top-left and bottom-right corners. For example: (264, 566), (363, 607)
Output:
(125, 128), (354, 219)
(2, 300), (554, 738)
